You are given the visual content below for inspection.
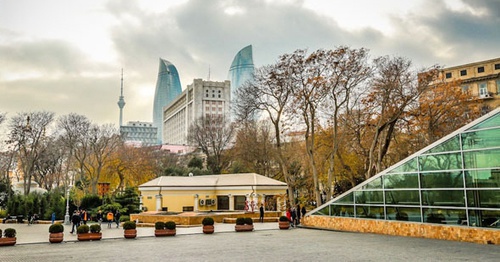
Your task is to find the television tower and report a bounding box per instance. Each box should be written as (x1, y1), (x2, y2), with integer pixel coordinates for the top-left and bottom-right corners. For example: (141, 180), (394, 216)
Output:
(117, 69), (126, 127)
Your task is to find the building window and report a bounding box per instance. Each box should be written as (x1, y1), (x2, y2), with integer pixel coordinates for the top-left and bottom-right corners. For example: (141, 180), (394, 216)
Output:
(218, 95), (221, 98)
(495, 64), (500, 70)
(496, 80), (500, 94)
(234, 196), (246, 210)
(445, 72), (452, 79)
(479, 83), (488, 97)
(460, 70), (467, 76)
(206, 94), (208, 97)
(478, 66), (485, 73)
(461, 85), (469, 93)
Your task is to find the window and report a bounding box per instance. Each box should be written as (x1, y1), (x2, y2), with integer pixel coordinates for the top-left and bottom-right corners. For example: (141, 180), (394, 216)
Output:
(445, 72), (452, 79)
(460, 70), (467, 76)
(461, 85), (469, 93)
(234, 196), (246, 210)
(497, 80), (500, 94)
(495, 63), (500, 70)
(478, 66), (485, 73)
(478, 82), (488, 96)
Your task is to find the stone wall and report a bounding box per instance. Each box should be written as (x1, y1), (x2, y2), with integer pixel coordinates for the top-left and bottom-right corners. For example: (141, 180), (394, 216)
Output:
(302, 215), (499, 245)
(131, 211), (281, 226)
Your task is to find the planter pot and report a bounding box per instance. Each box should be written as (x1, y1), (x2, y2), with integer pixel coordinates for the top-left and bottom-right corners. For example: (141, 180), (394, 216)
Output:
(235, 224), (254, 232)
(279, 221), (290, 230)
(0, 237), (16, 246)
(203, 225), (214, 234)
(49, 232), (64, 243)
(155, 229), (176, 237)
(77, 233), (102, 241)
(124, 229), (137, 239)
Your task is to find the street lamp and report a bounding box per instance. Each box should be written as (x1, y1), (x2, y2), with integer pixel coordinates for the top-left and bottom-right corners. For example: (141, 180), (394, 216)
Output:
(64, 182), (73, 225)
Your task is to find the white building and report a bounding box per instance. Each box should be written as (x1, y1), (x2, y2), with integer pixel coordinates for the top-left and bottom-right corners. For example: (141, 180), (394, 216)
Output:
(163, 79), (231, 145)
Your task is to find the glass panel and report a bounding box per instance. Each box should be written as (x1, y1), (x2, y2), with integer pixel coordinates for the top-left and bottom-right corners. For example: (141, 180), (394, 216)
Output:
(423, 135), (461, 154)
(419, 153), (462, 171)
(466, 190), (500, 208)
(355, 191), (384, 205)
(385, 190), (420, 205)
(464, 149), (500, 169)
(386, 206), (422, 222)
(355, 206), (384, 219)
(467, 112), (500, 130)
(234, 196), (246, 210)
(387, 158), (418, 173)
(384, 173), (419, 189)
(421, 190), (465, 207)
(465, 169), (500, 188)
(461, 128), (500, 150)
(468, 209), (500, 228)
(333, 192), (354, 204)
(331, 205), (354, 217)
(362, 177), (382, 189)
(420, 171), (464, 188)
(423, 208), (466, 225)
(313, 205), (330, 216)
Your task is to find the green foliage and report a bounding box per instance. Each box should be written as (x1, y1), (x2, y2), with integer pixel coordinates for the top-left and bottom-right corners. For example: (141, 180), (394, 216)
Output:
(49, 223), (64, 233)
(80, 194), (101, 210)
(244, 217), (253, 225)
(155, 221), (165, 230)
(89, 224), (101, 233)
(114, 187), (140, 215)
(77, 225), (89, 234)
(122, 221), (136, 230)
(187, 157), (203, 169)
(235, 217), (245, 225)
(119, 215), (129, 222)
(5, 189), (65, 220)
(165, 221), (176, 230)
(0, 229), (2, 236)
(4, 228), (16, 238)
(0, 209), (7, 218)
(279, 216), (289, 222)
(0, 179), (13, 209)
(202, 217), (214, 226)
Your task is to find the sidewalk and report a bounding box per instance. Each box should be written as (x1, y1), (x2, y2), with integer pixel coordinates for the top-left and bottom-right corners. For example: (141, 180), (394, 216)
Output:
(0, 221), (280, 244)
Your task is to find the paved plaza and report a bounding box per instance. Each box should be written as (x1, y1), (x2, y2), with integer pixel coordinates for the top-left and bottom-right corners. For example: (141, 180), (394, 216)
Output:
(0, 222), (498, 261)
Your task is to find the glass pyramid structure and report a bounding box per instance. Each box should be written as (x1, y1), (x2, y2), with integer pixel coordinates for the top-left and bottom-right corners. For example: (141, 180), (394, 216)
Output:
(312, 108), (500, 228)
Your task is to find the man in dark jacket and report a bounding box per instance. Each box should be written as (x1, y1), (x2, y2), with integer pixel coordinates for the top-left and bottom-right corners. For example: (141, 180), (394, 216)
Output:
(70, 211), (81, 234)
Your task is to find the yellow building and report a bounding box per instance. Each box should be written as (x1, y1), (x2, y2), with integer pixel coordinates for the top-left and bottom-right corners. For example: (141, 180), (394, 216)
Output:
(440, 57), (500, 110)
(138, 173), (288, 213)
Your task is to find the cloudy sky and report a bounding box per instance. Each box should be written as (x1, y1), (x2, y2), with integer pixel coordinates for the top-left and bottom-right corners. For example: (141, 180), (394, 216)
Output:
(1, 0), (499, 128)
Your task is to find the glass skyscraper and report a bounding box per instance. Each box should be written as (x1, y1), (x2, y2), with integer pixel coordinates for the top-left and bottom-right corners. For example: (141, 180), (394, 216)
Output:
(228, 45), (255, 98)
(312, 108), (500, 229)
(153, 58), (182, 144)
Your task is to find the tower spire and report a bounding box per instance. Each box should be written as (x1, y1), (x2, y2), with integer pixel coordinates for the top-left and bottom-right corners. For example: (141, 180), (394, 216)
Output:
(117, 68), (126, 127)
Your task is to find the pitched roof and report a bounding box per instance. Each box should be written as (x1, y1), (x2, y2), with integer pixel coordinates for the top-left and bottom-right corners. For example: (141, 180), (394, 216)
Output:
(139, 173), (287, 188)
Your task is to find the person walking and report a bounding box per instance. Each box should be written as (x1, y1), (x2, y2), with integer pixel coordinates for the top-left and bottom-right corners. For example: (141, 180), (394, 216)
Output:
(106, 211), (114, 228)
(114, 210), (121, 228)
(70, 211), (81, 234)
(51, 212), (56, 224)
(291, 207), (297, 227)
(301, 205), (306, 218)
(296, 204), (301, 225)
(286, 207), (292, 228)
(96, 210), (103, 226)
(259, 204), (265, 223)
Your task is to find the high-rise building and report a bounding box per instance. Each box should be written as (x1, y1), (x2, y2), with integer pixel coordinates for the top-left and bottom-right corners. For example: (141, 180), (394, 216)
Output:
(163, 79), (231, 145)
(153, 58), (182, 144)
(228, 45), (255, 99)
(120, 121), (158, 147)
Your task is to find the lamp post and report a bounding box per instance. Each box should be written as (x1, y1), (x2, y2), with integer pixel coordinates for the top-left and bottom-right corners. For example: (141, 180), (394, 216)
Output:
(64, 183), (72, 225)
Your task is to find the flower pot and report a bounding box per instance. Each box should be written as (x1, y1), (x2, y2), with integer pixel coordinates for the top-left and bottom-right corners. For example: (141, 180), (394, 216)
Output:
(155, 229), (176, 237)
(77, 233), (102, 241)
(203, 225), (214, 234)
(235, 224), (254, 232)
(0, 237), (16, 246)
(49, 232), (64, 243)
(279, 221), (290, 230)
(124, 229), (137, 239)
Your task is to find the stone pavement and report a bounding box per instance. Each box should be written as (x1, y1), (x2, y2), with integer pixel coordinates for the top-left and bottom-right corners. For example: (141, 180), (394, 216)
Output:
(1, 222), (499, 261)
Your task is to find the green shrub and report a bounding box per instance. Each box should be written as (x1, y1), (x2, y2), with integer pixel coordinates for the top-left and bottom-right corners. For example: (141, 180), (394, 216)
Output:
(244, 217), (253, 225)
(49, 223), (64, 233)
(0, 210), (7, 218)
(77, 225), (89, 234)
(4, 228), (16, 238)
(119, 215), (130, 222)
(155, 221), (165, 230)
(90, 224), (101, 233)
(165, 221), (176, 230)
(0, 229), (2, 237)
(202, 217), (214, 226)
(122, 221), (136, 230)
(279, 216), (289, 222)
(235, 217), (245, 225)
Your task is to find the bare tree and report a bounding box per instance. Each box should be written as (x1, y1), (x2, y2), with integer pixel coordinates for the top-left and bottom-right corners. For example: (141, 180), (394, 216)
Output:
(188, 114), (235, 174)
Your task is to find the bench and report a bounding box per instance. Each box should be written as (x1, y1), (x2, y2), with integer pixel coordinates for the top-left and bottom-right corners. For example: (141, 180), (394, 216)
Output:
(2, 215), (24, 224)
(223, 217), (279, 223)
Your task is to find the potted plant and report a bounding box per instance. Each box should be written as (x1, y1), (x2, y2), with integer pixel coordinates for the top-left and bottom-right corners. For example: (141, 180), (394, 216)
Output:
(202, 217), (215, 234)
(48, 223), (64, 243)
(279, 216), (290, 230)
(0, 228), (16, 246)
(123, 221), (137, 239)
(77, 224), (102, 241)
(165, 221), (176, 236)
(235, 217), (254, 232)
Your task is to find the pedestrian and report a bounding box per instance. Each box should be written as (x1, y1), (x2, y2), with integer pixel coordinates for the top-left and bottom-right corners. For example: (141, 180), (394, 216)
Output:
(81, 209), (88, 225)
(96, 210), (103, 225)
(51, 212), (56, 224)
(291, 207), (297, 227)
(115, 210), (121, 228)
(286, 207), (292, 228)
(259, 204), (264, 223)
(70, 211), (81, 234)
(106, 211), (114, 228)
(296, 204), (301, 225)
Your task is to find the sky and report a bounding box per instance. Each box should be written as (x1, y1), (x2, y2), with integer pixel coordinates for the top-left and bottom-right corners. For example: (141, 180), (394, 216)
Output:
(1, 0), (499, 128)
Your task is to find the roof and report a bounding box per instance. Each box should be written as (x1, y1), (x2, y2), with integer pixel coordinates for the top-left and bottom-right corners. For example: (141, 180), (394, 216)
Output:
(139, 173), (287, 188)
